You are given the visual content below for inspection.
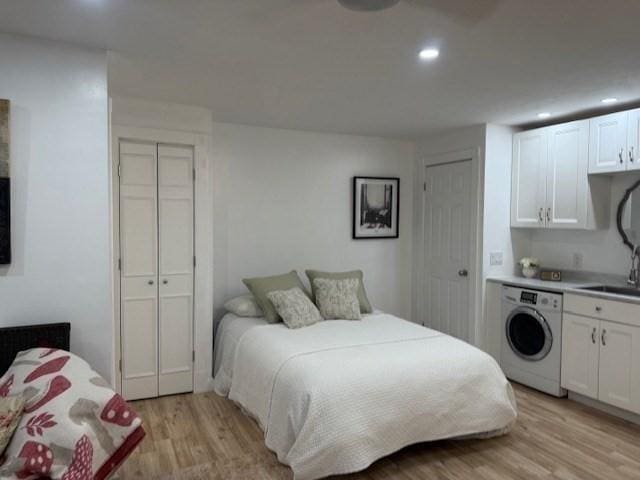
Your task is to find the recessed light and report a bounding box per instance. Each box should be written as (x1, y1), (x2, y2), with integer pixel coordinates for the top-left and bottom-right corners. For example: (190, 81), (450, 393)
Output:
(419, 48), (440, 61)
(601, 97), (618, 105)
(537, 112), (552, 119)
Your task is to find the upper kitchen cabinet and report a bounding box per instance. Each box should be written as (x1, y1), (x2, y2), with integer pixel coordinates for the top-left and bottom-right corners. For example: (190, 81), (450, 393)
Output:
(546, 121), (590, 229)
(627, 109), (640, 172)
(511, 128), (548, 227)
(589, 109), (640, 174)
(512, 120), (610, 230)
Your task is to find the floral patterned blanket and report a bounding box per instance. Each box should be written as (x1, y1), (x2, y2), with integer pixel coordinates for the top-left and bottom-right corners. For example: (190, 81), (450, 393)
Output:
(0, 348), (144, 480)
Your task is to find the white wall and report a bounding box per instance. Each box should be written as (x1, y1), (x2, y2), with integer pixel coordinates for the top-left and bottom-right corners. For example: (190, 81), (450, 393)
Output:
(483, 124), (530, 279)
(112, 97), (415, 390)
(210, 123), (414, 321)
(528, 173), (640, 275)
(0, 34), (111, 378)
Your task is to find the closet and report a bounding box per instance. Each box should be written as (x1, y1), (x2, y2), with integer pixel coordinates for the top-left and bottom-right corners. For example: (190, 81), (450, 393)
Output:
(118, 141), (194, 400)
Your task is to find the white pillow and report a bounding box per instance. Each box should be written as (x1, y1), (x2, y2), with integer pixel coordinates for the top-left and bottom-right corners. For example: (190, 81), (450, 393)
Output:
(224, 295), (264, 317)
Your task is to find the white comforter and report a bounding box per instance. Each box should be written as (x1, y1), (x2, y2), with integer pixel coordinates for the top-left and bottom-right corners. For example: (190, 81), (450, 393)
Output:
(214, 313), (517, 480)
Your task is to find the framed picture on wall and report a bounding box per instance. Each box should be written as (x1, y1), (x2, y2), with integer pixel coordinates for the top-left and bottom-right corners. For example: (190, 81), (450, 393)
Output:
(0, 99), (9, 265)
(353, 176), (399, 239)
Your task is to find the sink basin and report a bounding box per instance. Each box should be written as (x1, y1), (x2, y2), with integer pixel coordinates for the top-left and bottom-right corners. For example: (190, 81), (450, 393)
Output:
(578, 285), (640, 297)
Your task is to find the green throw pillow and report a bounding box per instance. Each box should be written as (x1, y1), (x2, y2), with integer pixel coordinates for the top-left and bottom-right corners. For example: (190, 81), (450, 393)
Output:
(242, 271), (311, 323)
(305, 269), (373, 314)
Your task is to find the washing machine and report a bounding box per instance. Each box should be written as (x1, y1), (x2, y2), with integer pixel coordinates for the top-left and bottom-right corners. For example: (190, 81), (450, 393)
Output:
(500, 285), (567, 397)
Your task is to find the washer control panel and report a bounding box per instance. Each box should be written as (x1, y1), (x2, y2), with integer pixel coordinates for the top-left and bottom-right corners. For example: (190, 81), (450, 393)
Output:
(502, 285), (562, 311)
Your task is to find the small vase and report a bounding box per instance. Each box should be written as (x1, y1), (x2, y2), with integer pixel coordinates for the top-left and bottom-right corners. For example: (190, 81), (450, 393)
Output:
(522, 267), (538, 279)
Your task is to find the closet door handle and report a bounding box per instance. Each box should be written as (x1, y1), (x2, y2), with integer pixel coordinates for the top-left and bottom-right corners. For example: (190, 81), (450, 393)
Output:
(601, 329), (607, 346)
(591, 327), (597, 344)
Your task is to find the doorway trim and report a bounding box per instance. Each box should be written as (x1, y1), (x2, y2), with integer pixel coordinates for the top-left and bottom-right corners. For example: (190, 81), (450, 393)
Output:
(110, 124), (214, 395)
(415, 147), (484, 346)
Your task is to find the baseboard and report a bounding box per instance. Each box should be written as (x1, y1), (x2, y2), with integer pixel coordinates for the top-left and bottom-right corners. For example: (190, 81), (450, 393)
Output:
(569, 392), (640, 425)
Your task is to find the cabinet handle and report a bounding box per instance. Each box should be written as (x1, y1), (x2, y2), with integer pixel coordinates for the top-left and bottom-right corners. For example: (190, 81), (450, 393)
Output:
(595, 305), (602, 313)
(601, 329), (607, 346)
(630, 147), (635, 163)
(619, 148), (624, 164)
(162, 279), (168, 285)
(546, 207), (551, 223)
(538, 208), (544, 223)
(591, 327), (597, 344)
(148, 280), (154, 286)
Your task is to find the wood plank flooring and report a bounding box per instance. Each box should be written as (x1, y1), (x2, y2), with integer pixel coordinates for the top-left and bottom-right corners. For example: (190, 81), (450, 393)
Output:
(116, 383), (640, 479)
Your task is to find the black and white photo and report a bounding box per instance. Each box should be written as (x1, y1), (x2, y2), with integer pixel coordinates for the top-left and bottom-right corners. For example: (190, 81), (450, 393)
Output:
(353, 176), (399, 239)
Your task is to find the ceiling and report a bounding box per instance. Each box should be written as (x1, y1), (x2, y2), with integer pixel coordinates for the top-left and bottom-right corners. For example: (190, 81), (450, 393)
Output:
(1, 0), (640, 138)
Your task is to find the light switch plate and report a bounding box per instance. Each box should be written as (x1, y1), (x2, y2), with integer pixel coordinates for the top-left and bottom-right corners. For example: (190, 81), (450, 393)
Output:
(490, 251), (504, 266)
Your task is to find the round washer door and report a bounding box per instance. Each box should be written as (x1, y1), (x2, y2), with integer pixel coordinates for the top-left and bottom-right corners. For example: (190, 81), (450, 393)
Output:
(505, 306), (553, 361)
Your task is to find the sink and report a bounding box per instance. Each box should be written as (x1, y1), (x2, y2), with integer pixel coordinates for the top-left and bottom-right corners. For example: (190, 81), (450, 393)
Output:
(578, 285), (640, 297)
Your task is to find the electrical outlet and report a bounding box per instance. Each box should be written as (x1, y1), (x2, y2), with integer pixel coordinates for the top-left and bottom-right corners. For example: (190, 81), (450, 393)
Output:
(573, 252), (584, 270)
(490, 251), (504, 266)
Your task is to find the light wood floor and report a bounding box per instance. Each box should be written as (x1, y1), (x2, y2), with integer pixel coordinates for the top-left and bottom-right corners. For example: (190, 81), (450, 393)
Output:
(116, 383), (640, 479)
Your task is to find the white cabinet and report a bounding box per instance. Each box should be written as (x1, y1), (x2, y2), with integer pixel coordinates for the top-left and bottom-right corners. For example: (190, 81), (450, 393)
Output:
(511, 128), (547, 227)
(589, 112), (628, 173)
(546, 121), (590, 228)
(562, 294), (640, 415)
(511, 120), (607, 229)
(627, 109), (640, 172)
(588, 109), (640, 174)
(561, 313), (599, 399)
(598, 320), (640, 412)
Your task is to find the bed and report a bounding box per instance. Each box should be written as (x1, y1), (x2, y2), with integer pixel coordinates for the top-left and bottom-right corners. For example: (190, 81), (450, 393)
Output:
(213, 311), (517, 480)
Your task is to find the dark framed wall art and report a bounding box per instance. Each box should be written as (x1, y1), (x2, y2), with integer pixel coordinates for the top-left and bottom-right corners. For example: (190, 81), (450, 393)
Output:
(0, 99), (10, 264)
(353, 176), (399, 239)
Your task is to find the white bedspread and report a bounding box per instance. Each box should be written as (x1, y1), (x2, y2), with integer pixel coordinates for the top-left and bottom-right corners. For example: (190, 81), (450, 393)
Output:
(213, 313), (517, 480)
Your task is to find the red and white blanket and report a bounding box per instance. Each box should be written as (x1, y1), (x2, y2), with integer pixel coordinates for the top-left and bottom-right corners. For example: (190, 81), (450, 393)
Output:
(0, 348), (144, 480)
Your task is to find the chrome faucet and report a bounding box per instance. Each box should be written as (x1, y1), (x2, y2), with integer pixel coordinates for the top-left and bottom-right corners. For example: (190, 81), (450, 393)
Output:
(628, 246), (640, 288)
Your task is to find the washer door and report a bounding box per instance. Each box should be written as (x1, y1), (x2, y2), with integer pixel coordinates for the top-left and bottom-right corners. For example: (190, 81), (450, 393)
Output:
(505, 306), (553, 361)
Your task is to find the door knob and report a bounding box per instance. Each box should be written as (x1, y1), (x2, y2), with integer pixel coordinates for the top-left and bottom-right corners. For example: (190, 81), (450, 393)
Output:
(148, 280), (154, 285)
(458, 269), (469, 277)
(162, 279), (168, 285)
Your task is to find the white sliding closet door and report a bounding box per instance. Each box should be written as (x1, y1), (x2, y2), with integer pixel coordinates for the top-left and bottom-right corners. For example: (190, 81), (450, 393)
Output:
(119, 141), (194, 400)
(157, 144), (194, 396)
(119, 141), (159, 400)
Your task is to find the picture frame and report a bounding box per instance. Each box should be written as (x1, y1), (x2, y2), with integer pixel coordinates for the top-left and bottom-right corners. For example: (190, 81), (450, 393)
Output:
(353, 176), (399, 239)
(0, 99), (9, 265)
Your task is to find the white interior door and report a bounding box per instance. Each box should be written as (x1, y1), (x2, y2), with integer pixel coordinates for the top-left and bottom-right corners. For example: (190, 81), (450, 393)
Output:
(119, 141), (159, 400)
(511, 129), (548, 228)
(546, 120), (589, 229)
(157, 144), (194, 396)
(423, 160), (472, 342)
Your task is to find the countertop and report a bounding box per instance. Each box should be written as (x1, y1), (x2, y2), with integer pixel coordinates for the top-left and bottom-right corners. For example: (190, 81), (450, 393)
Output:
(487, 273), (640, 305)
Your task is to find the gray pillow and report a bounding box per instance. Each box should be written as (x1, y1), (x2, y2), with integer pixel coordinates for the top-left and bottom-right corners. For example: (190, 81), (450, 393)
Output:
(313, 278), (362, 320)
(306, 269), (372, 314)
(242, 271), (311, 323)
(266, 287), (322, 329)
(224, 295), (264, 317)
